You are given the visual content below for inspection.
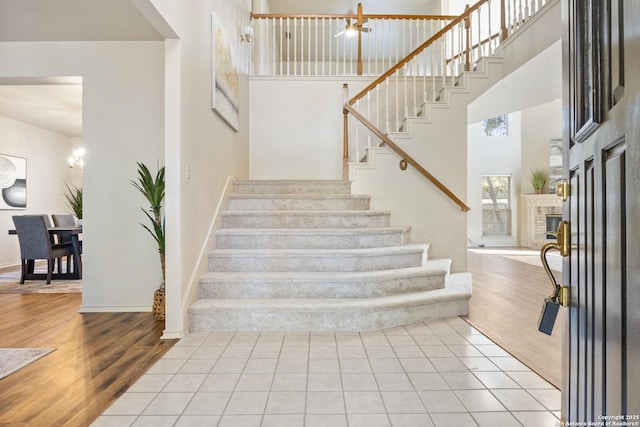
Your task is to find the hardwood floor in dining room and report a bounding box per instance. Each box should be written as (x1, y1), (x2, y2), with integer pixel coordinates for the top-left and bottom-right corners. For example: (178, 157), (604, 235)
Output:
(0, 293), (177, 427)
(465, 248), (563, 389)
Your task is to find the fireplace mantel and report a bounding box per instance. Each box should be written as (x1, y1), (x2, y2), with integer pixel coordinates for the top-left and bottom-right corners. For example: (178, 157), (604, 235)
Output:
(520, 194), (563, 248)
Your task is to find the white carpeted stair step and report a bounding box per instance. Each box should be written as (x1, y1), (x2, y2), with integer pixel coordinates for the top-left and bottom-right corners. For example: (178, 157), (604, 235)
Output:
(207, 245), (428, 273)
(189, 178), (472, 331)
(221, 210), (391, 229)
(199, 260), (450, 299)
(215, 226), (411, 249)
(226, 193), (371, 211)
(189, 273), (471, 331)
(232, 180), (352, 195)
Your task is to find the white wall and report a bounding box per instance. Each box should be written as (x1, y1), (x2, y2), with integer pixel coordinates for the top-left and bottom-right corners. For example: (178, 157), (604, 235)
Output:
(0, 41), (166, 311)
(467, 112), (522, 247)
(0, 116), (76, 268)
(0, 0), (253, 336)
(520, 100), (562, 194)
(147, 0), (251, 336)
(466, 100), (561, 247)
(250, 77), (373, 179)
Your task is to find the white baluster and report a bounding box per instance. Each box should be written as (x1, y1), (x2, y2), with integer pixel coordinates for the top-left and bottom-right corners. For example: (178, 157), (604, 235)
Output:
(518, 0), (524, 27)
(279, 18), (284, 75)
(440, 36), (446, 98)
(293, 18), (297, 75)
(487, 1), (492, 56)
(476, 8), (481, 63)
(321, 18), (325, 76)
(351, 18), (355, 74)
(385, 79), (390, 133)
(307, 18), (310, 75)
(374, 87), (379, 131)
(506, 0), (512, 37)
(395, 19), (399, 66)
(451, 26), (456, 83)
(431, 41), (436, 102)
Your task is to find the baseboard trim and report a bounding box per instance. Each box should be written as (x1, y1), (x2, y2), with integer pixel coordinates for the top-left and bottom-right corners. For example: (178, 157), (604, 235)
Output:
(78, 305), (151, 313)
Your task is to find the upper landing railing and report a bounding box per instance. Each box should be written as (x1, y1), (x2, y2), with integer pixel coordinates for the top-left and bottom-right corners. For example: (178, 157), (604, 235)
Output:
(249, 0), (551, 77)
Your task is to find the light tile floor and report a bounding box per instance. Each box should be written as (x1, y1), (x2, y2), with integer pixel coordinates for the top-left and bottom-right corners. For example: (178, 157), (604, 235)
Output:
(91, 318), (561, 427)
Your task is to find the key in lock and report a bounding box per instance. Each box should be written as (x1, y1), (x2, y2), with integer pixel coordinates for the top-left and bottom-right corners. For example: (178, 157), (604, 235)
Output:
(538, 297), (560, 335)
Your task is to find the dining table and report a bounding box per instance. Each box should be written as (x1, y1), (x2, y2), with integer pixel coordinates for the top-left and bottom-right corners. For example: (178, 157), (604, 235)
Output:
(8, 226), (83, 280)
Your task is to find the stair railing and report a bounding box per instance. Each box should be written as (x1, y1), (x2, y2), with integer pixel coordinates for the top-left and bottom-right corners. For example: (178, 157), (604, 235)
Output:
(346, 0), (497, 135)
(250, 6), (457, 76)
(342, 0), (496, 212)
(343, 93), (471, 212)
(340, 0), (553, 210)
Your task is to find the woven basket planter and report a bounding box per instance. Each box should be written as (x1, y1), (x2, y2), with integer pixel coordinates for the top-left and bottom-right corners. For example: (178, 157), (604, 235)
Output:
(153, 286), (165, 321)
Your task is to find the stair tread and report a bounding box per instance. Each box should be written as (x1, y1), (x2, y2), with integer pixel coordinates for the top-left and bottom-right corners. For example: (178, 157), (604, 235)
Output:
(209, 244), (429, 257)
(201, 261), (450, 281)
(228, 194), (370, 199)
(190, 287), (471, 310)
(216, 226), (411, 235)
(222, 210), (390, 216)
(234, 179), (349, 184)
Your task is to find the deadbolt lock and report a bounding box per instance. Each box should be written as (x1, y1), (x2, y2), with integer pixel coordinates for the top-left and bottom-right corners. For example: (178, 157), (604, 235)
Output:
(557, 179), (570, 202)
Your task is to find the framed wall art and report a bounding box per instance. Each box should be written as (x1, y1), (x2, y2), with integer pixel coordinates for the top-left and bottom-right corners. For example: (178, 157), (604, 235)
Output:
(0, 154), (27, 209)
(211, 12), (240, 131)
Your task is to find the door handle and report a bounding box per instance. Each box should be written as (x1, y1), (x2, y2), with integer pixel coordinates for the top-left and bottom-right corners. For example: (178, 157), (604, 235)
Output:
(538, 221), (570, 335)
(540, 240), (569, 306)
(540, 220), (570, 304)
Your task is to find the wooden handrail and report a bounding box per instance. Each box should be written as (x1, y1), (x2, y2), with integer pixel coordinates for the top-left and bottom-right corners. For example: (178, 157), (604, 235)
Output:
(344, 104), (471, 212)
(348, 0), (491, 105)
(251, 13), (458, 21)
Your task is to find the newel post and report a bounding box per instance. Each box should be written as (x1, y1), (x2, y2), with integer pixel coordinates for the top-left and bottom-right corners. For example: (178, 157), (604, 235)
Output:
(500, 0), (508, 41)
(464, 4), (471, 72)
(342, 83), (350, 180)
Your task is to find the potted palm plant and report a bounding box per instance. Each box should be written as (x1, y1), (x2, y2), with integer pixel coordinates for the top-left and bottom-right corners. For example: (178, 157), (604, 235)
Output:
(131, 162), (165, 320)
(531, 169), (547, 194)
(64, 182), (83, 224)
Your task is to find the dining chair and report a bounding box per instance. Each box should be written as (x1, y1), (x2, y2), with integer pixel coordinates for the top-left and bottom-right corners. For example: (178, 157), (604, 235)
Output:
(52, 213), (82, 256)
(51, 214), (76, 227)
(42, 214), (69, 272)
(12, 215), (75, 284)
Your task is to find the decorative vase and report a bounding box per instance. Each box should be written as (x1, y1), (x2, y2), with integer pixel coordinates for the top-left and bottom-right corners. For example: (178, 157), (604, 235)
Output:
(535, 188), (542, 194)
(152, 285), (165, 321)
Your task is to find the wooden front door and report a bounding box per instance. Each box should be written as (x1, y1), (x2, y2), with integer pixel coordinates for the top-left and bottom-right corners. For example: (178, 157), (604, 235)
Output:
(562, 0), (640, 422)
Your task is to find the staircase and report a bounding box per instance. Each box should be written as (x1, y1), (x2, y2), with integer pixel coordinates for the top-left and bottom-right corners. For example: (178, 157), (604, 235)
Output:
(189, 179), (471, 331)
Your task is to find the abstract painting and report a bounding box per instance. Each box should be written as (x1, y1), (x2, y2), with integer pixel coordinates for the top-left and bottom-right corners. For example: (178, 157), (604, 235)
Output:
(0, 154), (26, 209)
(548, 139), (562, 194)
(211, 12), (240, 131)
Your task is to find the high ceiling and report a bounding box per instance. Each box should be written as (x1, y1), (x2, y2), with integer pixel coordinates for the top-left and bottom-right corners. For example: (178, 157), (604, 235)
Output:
(0, 1), (557, 138)
(0, 79), (82, 137)
(0, 0), (163, 42)
(0, 0), (164, 138)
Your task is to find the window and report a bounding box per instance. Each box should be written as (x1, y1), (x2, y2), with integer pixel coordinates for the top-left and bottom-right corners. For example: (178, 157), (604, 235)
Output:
(482, 175), (511, 236)
(481, 115), (508, 136)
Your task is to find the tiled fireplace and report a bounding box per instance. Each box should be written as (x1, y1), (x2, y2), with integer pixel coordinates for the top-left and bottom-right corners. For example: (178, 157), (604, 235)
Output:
(520, 194), (563, 248)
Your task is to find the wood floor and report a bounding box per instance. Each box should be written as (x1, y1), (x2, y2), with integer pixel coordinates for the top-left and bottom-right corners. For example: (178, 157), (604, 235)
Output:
(0, 293), (177, 427)
(465, 248), (564, 389)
